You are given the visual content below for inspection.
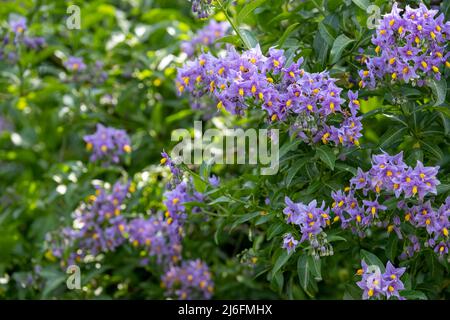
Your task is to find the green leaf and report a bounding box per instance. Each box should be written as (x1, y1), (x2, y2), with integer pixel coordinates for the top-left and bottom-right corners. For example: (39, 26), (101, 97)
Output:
(215, 34), (241, 46)
(329, 34), (354, 64)
(401, 290), (428, 300)
(437, 184), (450, 195)
(272, 250), (290, 277)
(429, 78), (447, 106)
(297, 254), (313, 296)
(421, 140), (444, 160)
(240, 28), (258, 49)
(285, 158), (308, 187)
(379, 127), (407, 149)
(327, 234), (347, 242)
(208, 196), (232, 205)
(277, 23), (300, 48)
(360, 249), (385, 272)
(318, 22), (335, 46)
(352, 0), (370, 10)
(316, 145), (336, 170)
(335, 162), (357, 175)
(230, 211), (261, 231)
(236, 0), (266, 25)
(309, 256), (322, 281)
(386, 234), (398, 262)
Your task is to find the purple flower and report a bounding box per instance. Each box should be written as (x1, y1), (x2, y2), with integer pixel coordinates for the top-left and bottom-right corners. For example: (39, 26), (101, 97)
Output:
(161, 259), (214, 299)
(283, 197), (330, 247)
(282, 233), (299, 254)
(65, 56), (87, 72)
(46, 181), (131, 265)
(84, 124), (131, 165)
(208, 175), (220, 187)
(9, 16), (27, 34)
(357, 260), (406, 300)
(359, 3), (450, 87)
(181, 20), (229, 57)
(177, 45), (362, 147)
(190, 0), (213, 19)
(128, 214), (182, 264)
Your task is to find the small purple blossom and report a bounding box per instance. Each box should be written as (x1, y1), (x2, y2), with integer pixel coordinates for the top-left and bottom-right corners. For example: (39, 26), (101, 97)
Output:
(65, 56), (87, 72)
(282, 233), (299, 254)
(357, 260), (406, 300)
(84, 124), (132, 165)
(161, 259), (214, 299)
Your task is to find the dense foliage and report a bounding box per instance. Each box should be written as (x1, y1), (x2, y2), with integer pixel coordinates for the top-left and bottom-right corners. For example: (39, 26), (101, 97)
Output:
(0, 0), (449, 300)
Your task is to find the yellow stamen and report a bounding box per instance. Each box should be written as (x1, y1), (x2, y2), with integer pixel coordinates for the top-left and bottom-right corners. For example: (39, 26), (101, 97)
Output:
(371, 206), (376, 215)
(123, 145), (131, 153)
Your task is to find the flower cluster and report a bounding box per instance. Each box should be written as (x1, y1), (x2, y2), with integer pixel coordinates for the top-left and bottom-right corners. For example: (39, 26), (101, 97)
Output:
(46, 181), (131, 265)
(398, 197), (449, 257)
(330, 151), (440, 232)
(65, 56), (87, 72)
(64, 56), (108, 84)
(161, 259), (214, 299)
(282, 151), (449, 260)
(128, 214), (183, 265)
(359, 3), (450, 88)
(0, 15), (45, 63)
(356, 260), (406, 300)
(164, 180), (204, 224)
(283, 198), (333, 256)
(350, 152), (440, 200)
(177, 45), (362, 147)
(190, 0), (212, 19)
(84, 124), (131, 165)
(181, 20), (229, 57)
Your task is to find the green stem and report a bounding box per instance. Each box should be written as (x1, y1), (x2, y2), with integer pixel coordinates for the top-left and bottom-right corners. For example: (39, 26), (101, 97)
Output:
(311, 0), (326, 15)
(216, 0), (249, 49)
